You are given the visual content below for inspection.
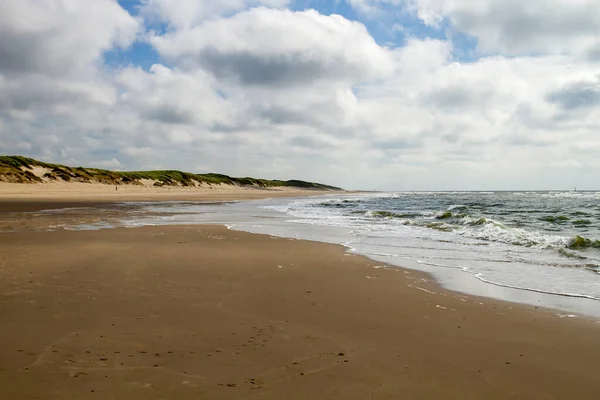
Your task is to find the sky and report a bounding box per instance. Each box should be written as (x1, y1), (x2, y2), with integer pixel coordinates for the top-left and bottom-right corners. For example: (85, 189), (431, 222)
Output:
(2, 1), (600, 190)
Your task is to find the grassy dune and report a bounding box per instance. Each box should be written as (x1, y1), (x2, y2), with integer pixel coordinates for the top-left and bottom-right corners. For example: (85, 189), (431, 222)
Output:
(0, 156), (341, 190)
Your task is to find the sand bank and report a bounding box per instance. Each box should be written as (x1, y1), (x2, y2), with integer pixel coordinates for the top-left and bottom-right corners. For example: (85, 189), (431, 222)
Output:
(1, 225), (599, 399)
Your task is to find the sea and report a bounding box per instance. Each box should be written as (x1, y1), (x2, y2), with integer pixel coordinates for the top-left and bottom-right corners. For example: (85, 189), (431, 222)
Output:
(7, 191), (600, 318)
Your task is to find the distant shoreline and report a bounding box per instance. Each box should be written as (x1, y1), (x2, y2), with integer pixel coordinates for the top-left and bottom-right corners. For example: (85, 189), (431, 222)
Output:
(0, 182), (345, 213)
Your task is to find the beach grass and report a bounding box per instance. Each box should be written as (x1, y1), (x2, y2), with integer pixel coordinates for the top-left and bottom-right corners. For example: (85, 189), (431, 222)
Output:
(0, 156), (341, 190)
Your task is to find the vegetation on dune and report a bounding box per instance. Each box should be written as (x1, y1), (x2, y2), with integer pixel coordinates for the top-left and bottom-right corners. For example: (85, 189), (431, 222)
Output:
(0, 155), (341, 190)
(0, 156), (51, 183)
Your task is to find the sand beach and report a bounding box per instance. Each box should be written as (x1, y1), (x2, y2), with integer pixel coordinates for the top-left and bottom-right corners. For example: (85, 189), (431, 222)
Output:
(1, 185), (600, 399)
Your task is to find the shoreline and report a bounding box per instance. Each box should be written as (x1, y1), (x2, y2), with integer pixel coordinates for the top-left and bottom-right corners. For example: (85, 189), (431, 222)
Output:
(1, 224), (599, 398)
(0, 182), (345, 213)
(231, 226), (600, 322)
(2, 193), (599, 320)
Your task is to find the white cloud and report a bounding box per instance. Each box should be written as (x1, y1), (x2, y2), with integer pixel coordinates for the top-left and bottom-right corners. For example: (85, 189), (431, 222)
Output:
(0, 0), (138, 165)
(151, 8), (394, 86)
(345, 0), (379, 15)
(0, 0), (140, 76)
(95, 158), (124, 169)
(3, 1), (600, 189)
(407, 0), (600, 58)
(345, 0), (403, 16)
(0, 74), (117, 115)
(0, 0), (137, 157)
(141, 0), (290, 28)
(338, 43), (600, 188)
(117, 64), (232, 127)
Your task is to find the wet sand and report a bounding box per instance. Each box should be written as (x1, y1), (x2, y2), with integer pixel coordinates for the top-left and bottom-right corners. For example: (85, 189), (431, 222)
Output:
(1, 224), (600, 399)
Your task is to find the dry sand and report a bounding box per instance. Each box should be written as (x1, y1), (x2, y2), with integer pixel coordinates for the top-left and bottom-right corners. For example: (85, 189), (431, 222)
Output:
(1, 223), (600, 399)
(0, 181), (340, 212)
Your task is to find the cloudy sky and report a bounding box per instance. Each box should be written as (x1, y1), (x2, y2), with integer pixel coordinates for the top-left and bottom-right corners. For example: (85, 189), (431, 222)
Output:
(2, 0), (600, 190)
